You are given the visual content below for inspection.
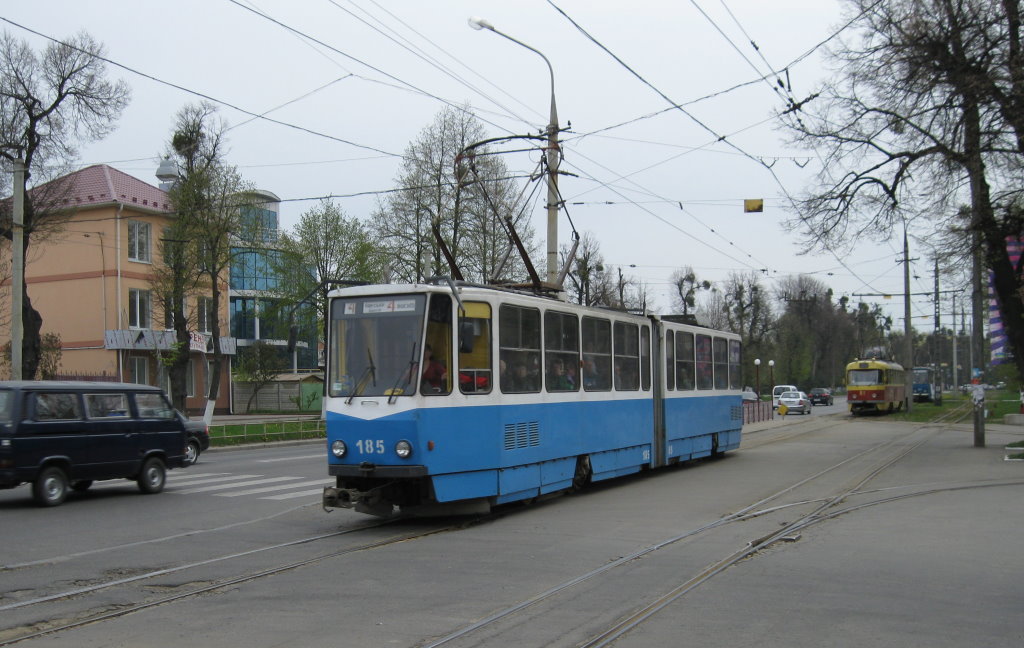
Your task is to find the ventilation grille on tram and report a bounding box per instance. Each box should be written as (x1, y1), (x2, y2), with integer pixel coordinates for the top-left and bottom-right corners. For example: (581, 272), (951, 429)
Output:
(730, 405), (743, 421)
(504, 422), (540, 450)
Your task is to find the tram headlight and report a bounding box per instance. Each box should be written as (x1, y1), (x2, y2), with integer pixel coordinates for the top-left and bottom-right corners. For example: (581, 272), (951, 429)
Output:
(395, 440), (413, 459)
(331, 440), (347, 458)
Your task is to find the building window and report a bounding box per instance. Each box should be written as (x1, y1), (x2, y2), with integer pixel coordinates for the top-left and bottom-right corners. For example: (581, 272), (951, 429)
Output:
(128, 221), (151, 263)
(231, 297), (257, 339)
(129, 356), (148, 384)
(198, 297), (214, 334)
(129, 288), (151, 329)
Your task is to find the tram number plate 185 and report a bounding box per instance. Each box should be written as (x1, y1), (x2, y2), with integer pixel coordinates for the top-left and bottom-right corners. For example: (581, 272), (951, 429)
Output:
(356, 439), (386, 454)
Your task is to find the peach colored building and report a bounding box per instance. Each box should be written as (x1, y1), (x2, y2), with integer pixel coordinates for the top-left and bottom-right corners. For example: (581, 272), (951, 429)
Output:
(1, 164), (235, 414)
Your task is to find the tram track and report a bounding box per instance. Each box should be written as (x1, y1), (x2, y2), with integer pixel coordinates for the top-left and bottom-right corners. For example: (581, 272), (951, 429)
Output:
(0, 514), (490, 646)
(418, 409), (993, 648)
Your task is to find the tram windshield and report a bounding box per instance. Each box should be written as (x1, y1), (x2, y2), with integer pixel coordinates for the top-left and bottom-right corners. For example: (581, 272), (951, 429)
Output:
(848, 369), (881, 386)
(328, 294), (426, 398)
(912, 368), (932, 383)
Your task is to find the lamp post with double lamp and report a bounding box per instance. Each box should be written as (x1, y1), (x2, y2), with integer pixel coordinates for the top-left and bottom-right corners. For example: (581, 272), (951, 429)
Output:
(754, 358), (761, 400)
(468, 16), (561, 286)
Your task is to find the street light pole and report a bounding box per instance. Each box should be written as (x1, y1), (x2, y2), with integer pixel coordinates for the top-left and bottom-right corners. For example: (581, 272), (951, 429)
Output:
(768, 360), (775, 389)
(754, 358), (761, 400)
(469, 16), (560, 285)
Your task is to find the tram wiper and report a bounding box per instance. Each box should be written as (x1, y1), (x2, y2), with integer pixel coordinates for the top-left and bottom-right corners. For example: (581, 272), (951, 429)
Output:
(346, 348), (377, 404)
(387, 342), (418, 404)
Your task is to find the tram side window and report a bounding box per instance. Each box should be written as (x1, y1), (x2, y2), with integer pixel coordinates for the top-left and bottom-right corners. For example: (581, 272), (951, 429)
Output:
(665, 330), (675, 391)
(640, 325), (651, 391)
(713, 338), (729, 390)
(613, 322), (640, 391)
(728, 339), (742, 390)
(675, 331), (695, 391)
(459, 302), (492, 394)
(499, 305), (541, 393)
(581, 317), (612, 391)
(421, 294), (453, 395)
(544, 311), (579, 392)
(695, 334), (713, 390)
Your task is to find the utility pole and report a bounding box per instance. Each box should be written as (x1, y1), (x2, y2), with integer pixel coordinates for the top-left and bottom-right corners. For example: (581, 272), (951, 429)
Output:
(11, 159), (25, 380)
(951, 292), (958, 394)
(902, 227), (913, 413)
(971, 228), (985, 447)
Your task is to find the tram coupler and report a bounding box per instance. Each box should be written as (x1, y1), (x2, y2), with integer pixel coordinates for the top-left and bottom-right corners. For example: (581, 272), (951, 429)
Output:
(323, 486), (359, 511)
(323, 485), (393, 517)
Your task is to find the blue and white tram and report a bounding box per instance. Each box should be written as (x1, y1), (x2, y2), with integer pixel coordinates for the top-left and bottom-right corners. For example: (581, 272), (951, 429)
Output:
(322, 281), (744, 516)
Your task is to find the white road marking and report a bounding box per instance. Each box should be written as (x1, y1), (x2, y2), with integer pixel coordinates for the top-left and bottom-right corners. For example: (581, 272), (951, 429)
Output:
(166, 474), (262, 487)
(175, 476), (301, 494)
(217, 480), (333, 497)
(255, 454), (324, 463)
(260, 488), (326, 500)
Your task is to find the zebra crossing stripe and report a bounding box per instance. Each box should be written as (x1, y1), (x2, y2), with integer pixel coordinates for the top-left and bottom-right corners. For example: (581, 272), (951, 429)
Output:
(175, 476), (302, 494)
(167, 474), (261, 487)
(216, 480), (333, 497)
(260, 488), (327, 500)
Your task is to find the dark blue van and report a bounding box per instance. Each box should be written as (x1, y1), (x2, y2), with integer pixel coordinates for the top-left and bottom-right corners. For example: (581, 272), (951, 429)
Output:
(0, 381), (189, 506)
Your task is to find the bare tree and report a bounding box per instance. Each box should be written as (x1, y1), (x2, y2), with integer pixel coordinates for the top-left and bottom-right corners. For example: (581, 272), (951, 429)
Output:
(270, 199), (383, 363)
(372, 105), (537, 283)
(0, 30), (130, 378)
(668, 267), (710, 316)
(783, 0), (1024, 380)
(164, 102), (253, 422)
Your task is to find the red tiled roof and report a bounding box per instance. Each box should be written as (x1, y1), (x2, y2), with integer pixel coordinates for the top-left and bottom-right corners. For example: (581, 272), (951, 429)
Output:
(32, 164), (171, 212)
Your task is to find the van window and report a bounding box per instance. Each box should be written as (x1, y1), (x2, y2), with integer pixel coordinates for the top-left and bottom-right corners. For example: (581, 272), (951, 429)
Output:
(0, 390), (12, 423)
(35, 393), (82, 421)
(85, 393), (130, 418)
(135, 392), (175, 419)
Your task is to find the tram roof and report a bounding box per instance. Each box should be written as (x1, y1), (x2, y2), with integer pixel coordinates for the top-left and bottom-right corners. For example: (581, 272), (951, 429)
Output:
(328, 281), (740, 338)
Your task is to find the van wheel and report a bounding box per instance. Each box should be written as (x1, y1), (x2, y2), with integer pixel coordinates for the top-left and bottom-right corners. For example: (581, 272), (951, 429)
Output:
(184, 439), (200, 466)
(33, 466), (69, 507)
(137, 458), (166, 494)
(71, 480), (94, 492)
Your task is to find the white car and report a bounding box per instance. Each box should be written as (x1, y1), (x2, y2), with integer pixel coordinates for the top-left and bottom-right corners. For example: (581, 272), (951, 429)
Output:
(772, 385), (798, 409)
(778, 390), (811, 415)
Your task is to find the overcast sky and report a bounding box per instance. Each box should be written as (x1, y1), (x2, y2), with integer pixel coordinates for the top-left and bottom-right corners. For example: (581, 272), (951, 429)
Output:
(2, 0), (956, 332)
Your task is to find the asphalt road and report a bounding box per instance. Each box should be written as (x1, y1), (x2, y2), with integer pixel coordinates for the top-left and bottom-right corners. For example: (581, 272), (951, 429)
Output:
(2, 409), (1022, 647)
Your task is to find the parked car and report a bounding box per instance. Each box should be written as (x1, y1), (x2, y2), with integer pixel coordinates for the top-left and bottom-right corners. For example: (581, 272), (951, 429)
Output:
(741, 388), (759, 402)
(0, 381), (189, 506)
(181, 414), (210, 466)
(778, 390), (811, 415)
(809, 388), (834, 406)
(772, 385), (799, 409)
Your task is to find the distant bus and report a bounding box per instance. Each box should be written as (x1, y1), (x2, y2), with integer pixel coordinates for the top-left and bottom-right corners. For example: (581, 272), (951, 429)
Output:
(911, 366), (942, 404)
(846, 358), (906, 414)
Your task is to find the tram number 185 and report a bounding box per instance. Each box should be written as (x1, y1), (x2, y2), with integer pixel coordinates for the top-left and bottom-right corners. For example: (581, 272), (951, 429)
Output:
(356, 439), (386, 454)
